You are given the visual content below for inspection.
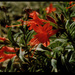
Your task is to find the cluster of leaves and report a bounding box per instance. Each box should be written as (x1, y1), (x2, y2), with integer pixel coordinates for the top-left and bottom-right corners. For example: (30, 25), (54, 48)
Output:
(0, 1), (75, 72)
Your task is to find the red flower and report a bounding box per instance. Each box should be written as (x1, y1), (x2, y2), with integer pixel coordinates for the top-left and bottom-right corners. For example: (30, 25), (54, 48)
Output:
(26, 11), (49, 30)
(29, 11), (40, 18)
(29, 37), (40, 47)
(26, 21), (37, 30)
(45, 3), (56, 14)
(0, 46), (20, 62)
(0, 37), (7, 41)
(0, 53), (16, 62)
(30, 11), (49, 25)
(69, 1), (73, 5)
(29, 23), (58, 47)
(1, 46), (19, 52)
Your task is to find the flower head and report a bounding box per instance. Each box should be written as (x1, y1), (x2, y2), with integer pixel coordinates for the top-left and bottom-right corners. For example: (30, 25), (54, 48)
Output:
(69, 1), (73, 5)
(45, 3), (56, 14)
(29, 23), (58, 47)
(0, 53), (16, 62)
(30, 11), (48, 25)
(0, 46), (20, 62)
(29, 11), (40, 18)
(26, 11), (49, 30)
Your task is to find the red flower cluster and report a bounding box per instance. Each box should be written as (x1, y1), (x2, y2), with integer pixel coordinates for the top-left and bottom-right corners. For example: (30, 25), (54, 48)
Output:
(0, 46), (19, 62)
(5, 3), (58, 48)
(26, 10), (58, 47)
(5, 3), (58, 58)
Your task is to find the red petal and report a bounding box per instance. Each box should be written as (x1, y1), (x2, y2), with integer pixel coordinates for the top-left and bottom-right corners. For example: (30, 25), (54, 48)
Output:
(4, 54), (16, 59)
(34, 33), (49, 43)
(29, 11), (39, 18)
(0, 53), (16, 62)
(52, 8), (56, 12)
(2, 46), (19, 53)
(69, 1), (73, 5)
(29, 37), (39, 46)
(43, 23), (52, 33)
(0, 37), (6, 41)
(49, 30), (58, 37)
(32, 25), (43, 33)
(45, 7), (50, 14)
(0, 58), (5, 62)
(43, 40), (50, 47)
(49, 3), (53, 9)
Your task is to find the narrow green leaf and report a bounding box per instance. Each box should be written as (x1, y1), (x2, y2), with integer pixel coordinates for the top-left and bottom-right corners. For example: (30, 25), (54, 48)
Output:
(7, 28), (14, 43)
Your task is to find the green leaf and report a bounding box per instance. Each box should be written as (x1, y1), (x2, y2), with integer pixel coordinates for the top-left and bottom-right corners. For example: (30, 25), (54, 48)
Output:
(45, 51), (51, 58)
(7, 28), (14, 43)
(55, 4), (63, 11)
(51, 59), (57, 72)
(35, 44), (52, 51)
(49, 38), (67, 48)
(65, 20), (69, 30)
(69, 22), (75, 40)
(7, 28), (19, 47)
(19, 47), (25, 62)
(69, 51), (75, 66)
(70, 11), (75, 17)
(69, 22), (75, 29)
(5, 56), (16, 72)
(13, 32), (22, 41)
(27, 30), (36, 43)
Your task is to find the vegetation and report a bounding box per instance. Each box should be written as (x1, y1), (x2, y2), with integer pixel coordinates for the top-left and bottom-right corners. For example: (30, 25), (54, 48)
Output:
(0, 1), (75, 72)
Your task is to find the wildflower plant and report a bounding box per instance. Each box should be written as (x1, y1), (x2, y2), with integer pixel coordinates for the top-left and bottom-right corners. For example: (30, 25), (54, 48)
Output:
(0, 1), (75, 72)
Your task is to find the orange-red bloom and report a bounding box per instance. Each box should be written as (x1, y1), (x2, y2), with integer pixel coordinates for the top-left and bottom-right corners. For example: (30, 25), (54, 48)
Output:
(26, 11), (49, 30)
(69, 1), (73, 5)
(1, 46), (19, 52)
(0, 46), (19, 62)
(29, 23), (58, 47)
(0, 53), (16, 62)
(29, 11), (49, 25)
(29, 11), (40, 18)
(0, 37), (7, 41)
(45, 3), (56, 14)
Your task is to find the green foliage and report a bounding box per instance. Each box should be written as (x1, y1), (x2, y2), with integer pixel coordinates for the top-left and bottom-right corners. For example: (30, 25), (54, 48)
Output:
(0, 1), (75, 72)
